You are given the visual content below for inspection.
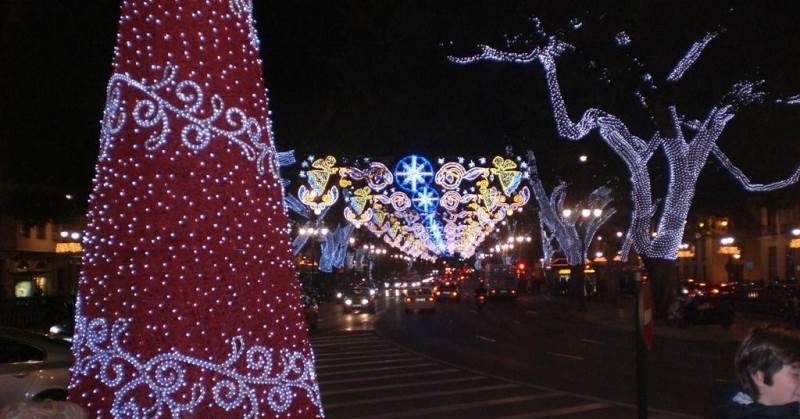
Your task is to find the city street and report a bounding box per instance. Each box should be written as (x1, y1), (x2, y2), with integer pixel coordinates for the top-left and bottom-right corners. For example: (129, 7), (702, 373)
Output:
(309, 287), (750, 419)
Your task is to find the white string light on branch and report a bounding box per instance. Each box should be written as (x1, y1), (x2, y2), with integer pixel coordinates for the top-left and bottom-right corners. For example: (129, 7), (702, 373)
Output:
(450, 17), (800, 261)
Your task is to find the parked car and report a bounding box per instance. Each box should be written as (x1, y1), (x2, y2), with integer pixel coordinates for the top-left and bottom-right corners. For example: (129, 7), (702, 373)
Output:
(0, 328), (71, 408)
(667, 280), (735, 328)
(726, 280), (800, 322)
(404, 288), (436, 313)
(342, 287), (376, 314)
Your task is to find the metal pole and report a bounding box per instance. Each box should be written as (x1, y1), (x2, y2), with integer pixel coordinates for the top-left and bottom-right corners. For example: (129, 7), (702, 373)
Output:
(635, 283), (647, 419)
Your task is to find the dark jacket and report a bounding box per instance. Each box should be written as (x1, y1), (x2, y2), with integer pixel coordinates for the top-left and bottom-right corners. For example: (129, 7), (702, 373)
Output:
(719, 392), (800, 419)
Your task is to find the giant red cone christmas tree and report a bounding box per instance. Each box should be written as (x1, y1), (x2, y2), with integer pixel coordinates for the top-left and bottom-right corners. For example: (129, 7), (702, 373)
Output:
(68, 1), (324, 417)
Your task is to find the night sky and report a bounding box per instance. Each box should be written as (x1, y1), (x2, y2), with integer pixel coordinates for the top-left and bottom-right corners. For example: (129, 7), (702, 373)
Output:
(1, 0), (799, 222)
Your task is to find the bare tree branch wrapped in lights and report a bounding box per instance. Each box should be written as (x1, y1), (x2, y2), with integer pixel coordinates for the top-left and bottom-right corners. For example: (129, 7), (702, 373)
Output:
(450, 19), (800, 315)
(319, 223), (356, 273)
(525, 151), (615, 310)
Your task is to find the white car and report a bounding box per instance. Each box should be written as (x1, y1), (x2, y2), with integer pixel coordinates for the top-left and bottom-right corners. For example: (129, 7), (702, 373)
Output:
(404, 288), (436, 313)
(0, 328), (71, 408)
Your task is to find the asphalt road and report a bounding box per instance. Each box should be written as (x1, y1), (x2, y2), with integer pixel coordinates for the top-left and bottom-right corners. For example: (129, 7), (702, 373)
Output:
(310, 288), (737, 418)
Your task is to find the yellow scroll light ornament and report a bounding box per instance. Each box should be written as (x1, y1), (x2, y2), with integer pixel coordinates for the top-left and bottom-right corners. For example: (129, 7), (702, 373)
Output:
(307, 155), (338, 195)
(490, 156), (523, 196)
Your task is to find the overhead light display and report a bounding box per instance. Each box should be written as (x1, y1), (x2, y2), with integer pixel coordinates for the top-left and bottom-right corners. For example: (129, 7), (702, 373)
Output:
(295, 153), (531, 260)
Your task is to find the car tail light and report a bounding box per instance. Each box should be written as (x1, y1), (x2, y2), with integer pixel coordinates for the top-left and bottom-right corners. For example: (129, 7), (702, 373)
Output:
(452, 291), (458, 297)
(491, 290), (496, 295)
(405, 297), (411, 303)
(436, 291), (441, 296)
(710, 288), (720, 295)
(427, 297), (434, 302)
(511, 290), (517, 294)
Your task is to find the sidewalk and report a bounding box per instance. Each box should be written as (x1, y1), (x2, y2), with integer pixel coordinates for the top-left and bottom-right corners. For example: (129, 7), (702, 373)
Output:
(524, 293), (789, 343)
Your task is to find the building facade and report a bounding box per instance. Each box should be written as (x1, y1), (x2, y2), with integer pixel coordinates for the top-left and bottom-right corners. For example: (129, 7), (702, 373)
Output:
(756, 205), (800, 283)
(0, 215), (82, 299)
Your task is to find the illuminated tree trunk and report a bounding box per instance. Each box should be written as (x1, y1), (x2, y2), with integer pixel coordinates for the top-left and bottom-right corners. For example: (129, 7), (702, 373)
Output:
(68, 1), (324, 417)
(525, 151), (614, 312)
(643, 257), (677, 319)
(570, 264), (587, 312)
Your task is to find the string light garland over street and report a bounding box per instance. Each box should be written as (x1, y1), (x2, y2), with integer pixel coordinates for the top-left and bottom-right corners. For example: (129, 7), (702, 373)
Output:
(295, 153), (531, 260)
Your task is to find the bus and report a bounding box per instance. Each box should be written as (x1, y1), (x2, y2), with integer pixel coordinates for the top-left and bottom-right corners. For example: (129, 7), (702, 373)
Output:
(486, 264), (520, 299)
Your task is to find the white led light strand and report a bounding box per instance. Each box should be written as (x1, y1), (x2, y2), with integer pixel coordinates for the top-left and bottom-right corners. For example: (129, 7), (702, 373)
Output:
(229, 0), (260, 50)
(666, 32), (717, 82)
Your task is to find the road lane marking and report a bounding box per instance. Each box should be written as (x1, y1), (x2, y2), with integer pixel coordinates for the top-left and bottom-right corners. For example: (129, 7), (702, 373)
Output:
(580, 338), (605, 345)
(352, 393), (562, 419)
(316, 362), (437, 377)
(526, 310), (537, 315)
(495, 402), (612, 418)
(545, 351), (584, 360)
(315, 357), (419, 370)
(315, 351), (410, 363)
(476, 335), (497, 342)
(315, 348), (399, 359)
(312, 341), (393, 349)
(310, 332), (379, 339)
(311, 336), (383, 344)
(318, 368), (461, 385)
(321, 376), (486, 396)
(313, 341), (388, 349)
(374, 330), (705, 419)
(324, 383), (521, 409)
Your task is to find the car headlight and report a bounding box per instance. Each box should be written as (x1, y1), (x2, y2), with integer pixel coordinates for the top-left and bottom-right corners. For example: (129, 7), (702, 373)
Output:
(361, 298), (369, 305)
(336, 292), (343, 299)
(345, 299), (352, 305)
(369, 289), (376, 296)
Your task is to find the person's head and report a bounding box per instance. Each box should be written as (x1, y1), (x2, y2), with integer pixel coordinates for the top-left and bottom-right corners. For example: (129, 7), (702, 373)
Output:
(736, 324), (800, 405)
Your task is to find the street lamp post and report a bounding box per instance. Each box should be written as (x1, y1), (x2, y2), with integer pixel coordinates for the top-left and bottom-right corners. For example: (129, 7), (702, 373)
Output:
(297, 225), (329, 270)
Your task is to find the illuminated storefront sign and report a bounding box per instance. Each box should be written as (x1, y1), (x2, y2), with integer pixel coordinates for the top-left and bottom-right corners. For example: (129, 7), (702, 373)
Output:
(718, 246), (741, 255)
(677, 249), (695, 258)
(56, 242), (83, 253)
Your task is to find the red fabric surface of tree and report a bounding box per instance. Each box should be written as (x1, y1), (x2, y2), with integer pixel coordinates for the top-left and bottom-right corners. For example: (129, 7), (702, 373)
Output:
(67, 1), (323, 417)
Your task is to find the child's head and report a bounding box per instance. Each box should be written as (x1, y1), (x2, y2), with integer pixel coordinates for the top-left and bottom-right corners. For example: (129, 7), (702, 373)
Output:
(736, 324), (800, 405)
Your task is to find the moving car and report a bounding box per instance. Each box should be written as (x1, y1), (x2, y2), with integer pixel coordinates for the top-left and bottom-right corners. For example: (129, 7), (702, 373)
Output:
(343, 287), (376, 314)
(434, 281), (460, 302)
(0, 328), (71, 407)
(404, 288), (435, 313)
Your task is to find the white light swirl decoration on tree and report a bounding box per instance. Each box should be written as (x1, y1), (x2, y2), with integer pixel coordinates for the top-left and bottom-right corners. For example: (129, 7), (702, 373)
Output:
(99, 64), (277, 177)
(72, 314), (321, 419)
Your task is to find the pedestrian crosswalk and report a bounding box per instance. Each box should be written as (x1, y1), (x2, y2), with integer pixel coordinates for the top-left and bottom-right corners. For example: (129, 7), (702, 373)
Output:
(310, 331), (701, 419)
